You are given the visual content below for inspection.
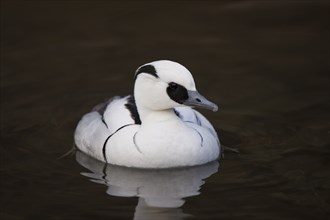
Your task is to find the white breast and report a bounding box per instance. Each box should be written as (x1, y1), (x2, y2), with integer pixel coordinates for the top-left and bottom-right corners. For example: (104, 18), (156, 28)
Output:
(104, 116), (219, 168)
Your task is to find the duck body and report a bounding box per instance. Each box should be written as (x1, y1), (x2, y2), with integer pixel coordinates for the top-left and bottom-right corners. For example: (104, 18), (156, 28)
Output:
(74, 60), (220, 168)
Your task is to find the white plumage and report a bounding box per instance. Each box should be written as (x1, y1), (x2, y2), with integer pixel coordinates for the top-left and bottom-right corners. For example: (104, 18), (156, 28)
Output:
(74, 60), (220, 168)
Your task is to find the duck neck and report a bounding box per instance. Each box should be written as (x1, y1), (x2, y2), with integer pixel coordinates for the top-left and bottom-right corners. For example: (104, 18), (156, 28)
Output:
(137, 106), (179, 126)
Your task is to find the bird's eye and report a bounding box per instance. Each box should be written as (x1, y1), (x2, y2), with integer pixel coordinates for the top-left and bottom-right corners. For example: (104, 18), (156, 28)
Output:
(169, 82), (178, 90)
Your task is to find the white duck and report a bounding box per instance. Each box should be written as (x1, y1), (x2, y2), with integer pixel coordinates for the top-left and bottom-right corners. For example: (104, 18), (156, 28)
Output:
(74, 60), (220, 168)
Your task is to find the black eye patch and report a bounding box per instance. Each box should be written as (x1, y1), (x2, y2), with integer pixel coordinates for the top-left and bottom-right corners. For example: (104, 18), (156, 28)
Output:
(167, 82), (188, 104)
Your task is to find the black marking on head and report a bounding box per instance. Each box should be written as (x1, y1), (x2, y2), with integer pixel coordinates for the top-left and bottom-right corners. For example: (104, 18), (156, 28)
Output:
(135, 64), (158, 80)
(167, 82), (189, 104)
(102, 124), (134, 162)
(125, 96), (141, 124)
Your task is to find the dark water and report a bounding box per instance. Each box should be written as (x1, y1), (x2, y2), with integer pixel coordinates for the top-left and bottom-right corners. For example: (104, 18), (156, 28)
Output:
(1, 1), (329, 219)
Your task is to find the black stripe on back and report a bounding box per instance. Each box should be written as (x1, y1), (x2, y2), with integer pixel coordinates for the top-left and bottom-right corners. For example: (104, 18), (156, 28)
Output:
(93, 97), (121, 128)
(173, 109), (182, 119)
(102, 124), (134, 163)
(125, 95), (141, 124)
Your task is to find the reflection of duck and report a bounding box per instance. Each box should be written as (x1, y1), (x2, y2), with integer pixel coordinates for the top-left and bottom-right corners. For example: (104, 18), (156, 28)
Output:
(74, 60), (220, 168)
(76, 151), (219, 220)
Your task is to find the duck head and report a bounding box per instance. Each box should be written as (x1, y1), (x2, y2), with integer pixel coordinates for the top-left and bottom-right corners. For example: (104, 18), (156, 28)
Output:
(134, 60), (218, 113)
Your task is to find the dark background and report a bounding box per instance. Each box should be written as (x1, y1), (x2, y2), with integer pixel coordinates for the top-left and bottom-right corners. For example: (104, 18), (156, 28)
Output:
(1, 1), (329, 219)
